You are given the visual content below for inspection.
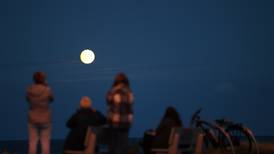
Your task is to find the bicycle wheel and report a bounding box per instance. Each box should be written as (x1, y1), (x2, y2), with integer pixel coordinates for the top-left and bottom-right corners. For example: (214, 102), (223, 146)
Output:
(215, 125), (235, 154)
(202, 125), (235, 154)
(226, 124), (259, 154)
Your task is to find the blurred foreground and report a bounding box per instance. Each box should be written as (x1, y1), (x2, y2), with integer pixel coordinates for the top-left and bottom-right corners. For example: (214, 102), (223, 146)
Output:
(205, 143), (274, 154)
(1, 139), (274, 154)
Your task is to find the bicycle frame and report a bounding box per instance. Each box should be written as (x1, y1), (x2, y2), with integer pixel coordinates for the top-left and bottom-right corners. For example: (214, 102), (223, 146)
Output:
(190, 108), (235, 154)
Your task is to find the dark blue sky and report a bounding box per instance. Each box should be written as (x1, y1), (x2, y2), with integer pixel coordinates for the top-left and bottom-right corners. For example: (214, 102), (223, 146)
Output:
(0, 0), (273, 140)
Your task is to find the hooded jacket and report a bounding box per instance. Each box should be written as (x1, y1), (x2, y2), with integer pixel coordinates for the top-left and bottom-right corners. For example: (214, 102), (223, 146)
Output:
(26, 84), (53, 125)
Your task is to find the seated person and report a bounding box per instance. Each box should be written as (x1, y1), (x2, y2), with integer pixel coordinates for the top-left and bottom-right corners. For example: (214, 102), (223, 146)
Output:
(63, 96), (106, 151)
(142, 106), (183, 154)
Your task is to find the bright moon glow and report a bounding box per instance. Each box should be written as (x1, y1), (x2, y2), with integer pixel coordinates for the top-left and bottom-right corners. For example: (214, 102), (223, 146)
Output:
(80, 49), (95, 64)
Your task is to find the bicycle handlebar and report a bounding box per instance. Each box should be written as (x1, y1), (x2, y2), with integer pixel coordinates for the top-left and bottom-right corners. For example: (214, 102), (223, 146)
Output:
(190, 108), (202, 127)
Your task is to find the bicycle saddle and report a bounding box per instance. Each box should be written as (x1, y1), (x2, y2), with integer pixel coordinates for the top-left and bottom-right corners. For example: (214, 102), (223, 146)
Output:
(215, 118), (234, 126)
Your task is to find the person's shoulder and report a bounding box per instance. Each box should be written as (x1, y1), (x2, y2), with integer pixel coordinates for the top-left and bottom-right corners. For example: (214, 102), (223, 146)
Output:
(122, 85), (132, 93)
(27, 84), (37, 89)
(117, 85), (132, 93)
(41, 85), (52, 94)
(26, 84), (41, 92)
(74, 109), (89, 117)
(43, 84), (51, 89)
(47, 86), (53, 92)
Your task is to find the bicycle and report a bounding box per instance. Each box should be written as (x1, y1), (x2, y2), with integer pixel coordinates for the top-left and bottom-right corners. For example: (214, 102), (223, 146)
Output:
(215, 118), (260, 154)
(190, 108), (235, 154)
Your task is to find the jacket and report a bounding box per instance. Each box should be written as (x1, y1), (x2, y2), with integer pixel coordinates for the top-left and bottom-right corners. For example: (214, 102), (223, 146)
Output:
(64, 108), (106, 151)
(106, 84), (134, 129)
(26, 84), (53, 125)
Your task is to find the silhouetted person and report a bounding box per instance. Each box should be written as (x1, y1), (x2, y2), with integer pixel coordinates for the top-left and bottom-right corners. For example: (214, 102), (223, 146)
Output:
(26, 71), (54, 154)
(63, 96), (106, 152)
(142, 106), (183, 154)
(106, 72), (134, 154)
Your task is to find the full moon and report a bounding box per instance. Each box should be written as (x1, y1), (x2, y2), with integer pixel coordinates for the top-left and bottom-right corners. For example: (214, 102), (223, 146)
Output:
(80, 49), (95, 64)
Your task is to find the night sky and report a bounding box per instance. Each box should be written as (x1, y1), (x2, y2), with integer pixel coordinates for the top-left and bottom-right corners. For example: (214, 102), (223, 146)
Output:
(0, 0), (273, 140)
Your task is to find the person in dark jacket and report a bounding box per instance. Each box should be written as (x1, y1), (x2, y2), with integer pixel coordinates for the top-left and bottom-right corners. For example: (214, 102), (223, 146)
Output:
(142, 106), (183, 154)
(26, 71), (54, 154)
(63, 96), (106, 151)
(106, 72), (134, 154)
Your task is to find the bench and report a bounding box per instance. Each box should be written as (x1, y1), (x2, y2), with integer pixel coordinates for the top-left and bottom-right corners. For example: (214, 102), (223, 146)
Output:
(151, 127), (204, 154)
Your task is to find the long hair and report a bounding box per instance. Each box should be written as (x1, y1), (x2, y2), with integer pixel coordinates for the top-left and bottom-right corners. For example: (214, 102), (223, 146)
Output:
(162, 106), (183, 126)
(112, 72), (130, 87)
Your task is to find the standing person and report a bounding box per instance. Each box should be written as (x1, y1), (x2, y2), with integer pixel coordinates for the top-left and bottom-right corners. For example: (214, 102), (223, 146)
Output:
(26, 71), (54, 154)
(63, 96), (106, 152)
(106, 72), (134, 154)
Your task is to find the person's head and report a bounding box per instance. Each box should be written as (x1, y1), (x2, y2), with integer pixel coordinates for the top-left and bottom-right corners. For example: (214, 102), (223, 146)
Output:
(112, 72), (130, 87)
(163, 106), (183, 126)
(33, 71), (47, 85)
(80, 96), (92, 109)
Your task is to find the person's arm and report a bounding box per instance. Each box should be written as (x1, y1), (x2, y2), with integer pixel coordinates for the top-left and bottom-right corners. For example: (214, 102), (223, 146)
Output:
(128, 91), (134, 104)
(49, 94), (54, 102)
(96, 111), (107, 125)
(106, 90), (113, 105)
(47, 87), (54, 102)
(66, 113), (78, 128)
